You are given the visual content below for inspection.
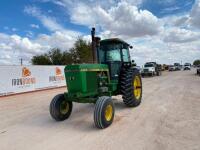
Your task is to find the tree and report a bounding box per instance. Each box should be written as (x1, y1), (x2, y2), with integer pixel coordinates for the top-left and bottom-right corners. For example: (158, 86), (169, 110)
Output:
(48, 48), (63, 65)
(70, 38), (93, 64)
(193, 59), (200, 66)
(31, 38), (92, 65)
(61, 51), (74, 65)
(31, 55), (52, 65)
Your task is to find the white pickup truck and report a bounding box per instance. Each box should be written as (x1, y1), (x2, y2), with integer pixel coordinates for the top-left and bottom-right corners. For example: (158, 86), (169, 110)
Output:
(141, 62), (162, 76)
(183, 63), (191, 70)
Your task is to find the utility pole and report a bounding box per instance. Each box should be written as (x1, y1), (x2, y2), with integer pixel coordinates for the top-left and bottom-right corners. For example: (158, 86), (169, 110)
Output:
(20, 58), (23, 66)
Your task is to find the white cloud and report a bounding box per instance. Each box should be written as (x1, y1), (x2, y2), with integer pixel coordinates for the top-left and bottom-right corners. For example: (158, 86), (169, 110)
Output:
(69, 2), (161, 38)
(0, 31), (83, 65)
(8, 34), (43, 54)
(52, 0), (142, 10)
(35, 31), (78, 50)
(11, 28), (18, 32)
(173, 16), (189, 27)
(24, 6), (81, 38)
(26, 31), (34, 38)
(24, 6), (64, 32)
(130, 37), (200, 66)
(30, 24), (40, 29)
(1, 0), (200, 66)
(167, 0), (200, 29)
(62, 0), (200, 65)
(163, 27), (200, 43)
(189, 0), (200, 28)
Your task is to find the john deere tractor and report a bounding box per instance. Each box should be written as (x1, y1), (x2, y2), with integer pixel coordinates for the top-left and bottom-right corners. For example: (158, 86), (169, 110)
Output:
(50, 28), (142, 129)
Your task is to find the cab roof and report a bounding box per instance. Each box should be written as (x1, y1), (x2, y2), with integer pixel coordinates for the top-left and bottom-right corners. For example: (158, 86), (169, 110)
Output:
(100, 38), (129, 46)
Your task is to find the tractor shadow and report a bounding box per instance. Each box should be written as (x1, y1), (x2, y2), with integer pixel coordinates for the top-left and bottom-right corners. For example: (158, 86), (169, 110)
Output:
(23, 98), (134, 133)
(112, 98), (127, 110)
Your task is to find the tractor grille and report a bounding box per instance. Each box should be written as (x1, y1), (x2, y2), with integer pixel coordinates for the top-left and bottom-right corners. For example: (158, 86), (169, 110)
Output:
(144, 69), (149, 72)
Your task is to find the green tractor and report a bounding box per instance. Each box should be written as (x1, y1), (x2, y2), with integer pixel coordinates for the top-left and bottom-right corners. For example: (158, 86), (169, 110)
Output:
(50, 28), (142, 129)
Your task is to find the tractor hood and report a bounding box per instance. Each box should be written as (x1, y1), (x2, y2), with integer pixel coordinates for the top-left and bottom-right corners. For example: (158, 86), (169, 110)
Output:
(65, 64), (108, 72)
(64, 64), (109, 98)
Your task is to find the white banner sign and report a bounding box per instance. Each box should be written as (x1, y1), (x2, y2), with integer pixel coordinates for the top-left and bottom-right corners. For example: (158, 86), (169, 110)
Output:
(0, 65), (66, 96)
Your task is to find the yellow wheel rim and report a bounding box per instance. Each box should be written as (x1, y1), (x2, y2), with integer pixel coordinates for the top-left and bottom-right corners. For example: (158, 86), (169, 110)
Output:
(105, 105), (113, 121)
(133, 76), (142, 100)
(60, 101), (69, 115)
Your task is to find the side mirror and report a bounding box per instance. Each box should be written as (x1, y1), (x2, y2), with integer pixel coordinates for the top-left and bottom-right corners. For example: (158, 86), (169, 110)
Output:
(130, 46), (133, 49)
(132, 60), (135, 63)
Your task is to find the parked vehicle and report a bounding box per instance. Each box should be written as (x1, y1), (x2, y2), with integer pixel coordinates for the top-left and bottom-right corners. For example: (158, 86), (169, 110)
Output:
(197, 65), (200, 76)
(135, 66), (142, 73)
(162, 64), (169, 71)
(174, 63), (181, 71)
(183, 63), (191, 70)
(168, 65), (176, 71)
(141, 62), (162, 76)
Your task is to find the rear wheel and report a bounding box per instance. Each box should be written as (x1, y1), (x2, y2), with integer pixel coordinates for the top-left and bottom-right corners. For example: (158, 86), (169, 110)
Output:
(94, 96), (115, 129)
(50, 94), (73, 121)
(121, 68), (142, 107)
(157, 71), (161, 76)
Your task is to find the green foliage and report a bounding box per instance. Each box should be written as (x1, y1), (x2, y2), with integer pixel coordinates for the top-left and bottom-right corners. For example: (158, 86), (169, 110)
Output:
(31, 38), (92, 65)
(61, 51), (74, 65)
(193, 59), (200, 66)
(31, 54), (52, 65)
(48, 48), (63, 65)
(70, 38), (92, 63)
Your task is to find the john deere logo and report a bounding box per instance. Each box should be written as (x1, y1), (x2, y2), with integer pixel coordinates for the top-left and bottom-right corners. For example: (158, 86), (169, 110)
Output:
(12, 67), (36, 86)
(49, 67), (64, 82)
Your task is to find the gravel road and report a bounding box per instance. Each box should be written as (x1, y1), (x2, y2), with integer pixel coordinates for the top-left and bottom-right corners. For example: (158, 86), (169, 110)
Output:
(0, 69), (200, 150)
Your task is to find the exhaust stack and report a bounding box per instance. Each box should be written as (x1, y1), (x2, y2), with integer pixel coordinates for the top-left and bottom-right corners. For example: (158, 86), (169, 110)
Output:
(91, 28), (99, 64)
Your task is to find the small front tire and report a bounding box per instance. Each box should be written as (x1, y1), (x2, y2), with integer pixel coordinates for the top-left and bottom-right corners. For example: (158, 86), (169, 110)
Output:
(50, 94), (73, 121)
(94, 96), (115, 129)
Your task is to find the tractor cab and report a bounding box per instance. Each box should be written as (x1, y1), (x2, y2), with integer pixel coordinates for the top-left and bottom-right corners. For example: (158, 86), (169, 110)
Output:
(98, 38), (132, 80)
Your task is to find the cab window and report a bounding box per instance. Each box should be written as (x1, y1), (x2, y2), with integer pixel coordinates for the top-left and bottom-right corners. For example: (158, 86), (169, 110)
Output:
(106, 49), (121, 61)
(122, 48), (130, 62)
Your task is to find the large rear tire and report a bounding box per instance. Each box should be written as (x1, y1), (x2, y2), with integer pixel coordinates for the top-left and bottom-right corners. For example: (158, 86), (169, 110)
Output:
(94, 96), (115, 129)
(50, 94), (73, 121)
(120, 68), (142, 107)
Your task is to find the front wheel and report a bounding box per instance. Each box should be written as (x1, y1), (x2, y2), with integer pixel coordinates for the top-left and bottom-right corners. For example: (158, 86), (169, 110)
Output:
(94, 96), (115, 129)
(50, 94), (73, 121)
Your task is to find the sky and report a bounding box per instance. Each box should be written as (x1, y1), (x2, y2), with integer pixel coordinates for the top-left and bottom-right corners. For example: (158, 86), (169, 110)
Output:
(0, 0), (200, 66)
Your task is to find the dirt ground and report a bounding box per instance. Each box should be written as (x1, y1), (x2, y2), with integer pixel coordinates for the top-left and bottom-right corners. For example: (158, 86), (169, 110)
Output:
(0, 69), (200, 150)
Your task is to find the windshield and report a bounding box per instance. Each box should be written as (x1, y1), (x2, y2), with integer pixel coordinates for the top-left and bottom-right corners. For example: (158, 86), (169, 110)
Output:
(100, 43), (130, 62)
(106, 49), (121, 61)
(174, 63), (180, 66)
(145, 64), (153, 67)
(184, 63), (190, 66)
